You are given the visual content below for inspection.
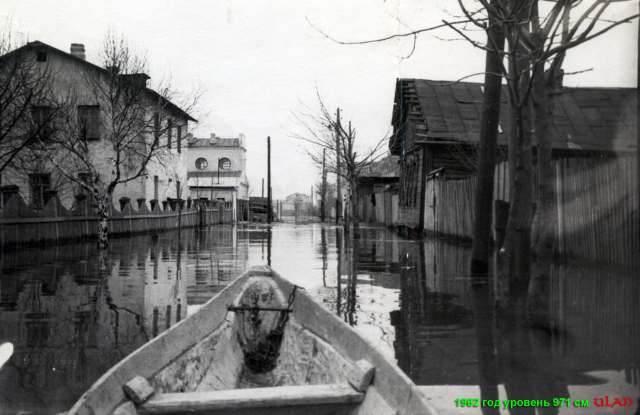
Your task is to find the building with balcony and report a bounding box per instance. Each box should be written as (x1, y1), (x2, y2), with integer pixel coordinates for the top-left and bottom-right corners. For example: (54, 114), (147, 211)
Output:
(185, 133), (249, 221)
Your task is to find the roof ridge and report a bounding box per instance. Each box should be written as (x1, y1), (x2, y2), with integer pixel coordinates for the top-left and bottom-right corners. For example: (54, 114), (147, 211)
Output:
(3, 40), (196, 122)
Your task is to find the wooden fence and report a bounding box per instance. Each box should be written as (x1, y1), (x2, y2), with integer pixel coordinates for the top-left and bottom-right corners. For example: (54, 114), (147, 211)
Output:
(556, 157), (638, 266)
(424, 174), (477, 240)
(357, 190), (399, 227)
(0, 193), (232, 248)
(423, 156), (639, 266)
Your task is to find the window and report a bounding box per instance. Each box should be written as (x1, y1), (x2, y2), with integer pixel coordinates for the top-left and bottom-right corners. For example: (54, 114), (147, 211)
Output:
(78, 105), (100, 140)
(195, 157), (208, 170)
(167, 119), (172, 149)
(177, 126), (182, 154)
(29, 173), (50, 209)
(218, 157), (231, 170)
(31, 106), (54, 142)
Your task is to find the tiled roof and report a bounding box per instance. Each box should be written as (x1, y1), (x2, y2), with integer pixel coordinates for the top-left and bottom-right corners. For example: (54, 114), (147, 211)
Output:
(392, 78), (636, 153)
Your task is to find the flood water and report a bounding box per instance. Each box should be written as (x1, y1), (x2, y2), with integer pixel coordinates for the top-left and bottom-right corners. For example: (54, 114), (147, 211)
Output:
(0, 223), (638, 414)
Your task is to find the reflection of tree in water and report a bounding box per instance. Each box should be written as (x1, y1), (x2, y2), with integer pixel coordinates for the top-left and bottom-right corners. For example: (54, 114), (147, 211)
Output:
(333, 228), (359, 326)
(0, 233), (187, 413)
(319, 227), (328, 287)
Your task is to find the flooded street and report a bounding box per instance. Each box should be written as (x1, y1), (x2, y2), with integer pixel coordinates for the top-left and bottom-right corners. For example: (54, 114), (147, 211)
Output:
(1, 223), (639, 414)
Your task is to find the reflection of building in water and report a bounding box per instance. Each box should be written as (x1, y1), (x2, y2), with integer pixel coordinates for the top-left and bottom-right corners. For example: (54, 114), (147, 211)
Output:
(140, 237), (188, 337)
(392, 240), (476, 385)
(391, 238), (640, 391)
(0, 234), (187, 413)
(184, 225), (249, 305)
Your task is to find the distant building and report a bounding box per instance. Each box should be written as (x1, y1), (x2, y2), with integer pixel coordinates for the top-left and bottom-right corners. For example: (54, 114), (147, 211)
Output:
(356, 155), (399, 225)
(281, 193), (313, 221)
(185, 133), (249, 221)
(0, 41), (195, 210)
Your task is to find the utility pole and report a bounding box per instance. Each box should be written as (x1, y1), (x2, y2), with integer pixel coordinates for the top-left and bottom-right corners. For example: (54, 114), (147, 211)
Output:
(261, 178), (264, 198)
(267, 136), (272, 224)
(335, 108), (342, 225)
(321, 148), (327, 222)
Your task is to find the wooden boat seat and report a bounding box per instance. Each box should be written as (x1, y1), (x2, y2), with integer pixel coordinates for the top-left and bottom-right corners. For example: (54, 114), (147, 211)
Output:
(138, 384), (365, 415)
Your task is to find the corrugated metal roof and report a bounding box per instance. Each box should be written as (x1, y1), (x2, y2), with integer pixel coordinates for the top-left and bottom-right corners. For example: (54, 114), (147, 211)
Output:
(392, 78), (636, 153)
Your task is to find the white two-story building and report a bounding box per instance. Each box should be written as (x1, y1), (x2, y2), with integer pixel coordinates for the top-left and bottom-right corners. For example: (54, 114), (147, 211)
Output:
(185, 134), (249, 221)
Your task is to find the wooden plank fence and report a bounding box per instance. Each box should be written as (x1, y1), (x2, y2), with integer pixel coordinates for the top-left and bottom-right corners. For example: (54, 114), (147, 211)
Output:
(557, 157), (638, 266)
(0, 193), (232, 249)
(423, 156), (639, 266)
(424, 175), (477, 241)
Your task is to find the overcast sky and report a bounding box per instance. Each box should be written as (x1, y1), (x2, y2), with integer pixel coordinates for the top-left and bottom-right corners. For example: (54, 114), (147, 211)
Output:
(2, 0), (637, 199)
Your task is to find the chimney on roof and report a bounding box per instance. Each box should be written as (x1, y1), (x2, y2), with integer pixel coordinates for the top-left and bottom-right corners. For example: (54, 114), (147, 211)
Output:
(70, 43), (85, 60)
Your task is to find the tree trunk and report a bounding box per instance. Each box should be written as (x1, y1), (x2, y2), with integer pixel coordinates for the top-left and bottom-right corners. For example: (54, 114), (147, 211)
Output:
(470, 6), (506, 279)
(350, 178), (360, 239)
(529, 69), (557, 324)
(503, 3), (534, 316)
(504, 102), (533, 314)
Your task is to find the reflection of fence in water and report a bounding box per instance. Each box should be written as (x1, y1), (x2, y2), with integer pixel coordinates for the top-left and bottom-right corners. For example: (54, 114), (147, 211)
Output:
(549, 261), (640, 373)
(393, 239), (640, 385)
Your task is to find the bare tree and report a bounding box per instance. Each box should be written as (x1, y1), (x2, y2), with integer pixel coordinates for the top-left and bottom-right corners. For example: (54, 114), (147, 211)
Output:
(293, 93), (387, 237)
(0, 31), (62, 174)
(452, 0), (638, 319)
(49, 33), (198, 248)
(315, 179), (337, 220)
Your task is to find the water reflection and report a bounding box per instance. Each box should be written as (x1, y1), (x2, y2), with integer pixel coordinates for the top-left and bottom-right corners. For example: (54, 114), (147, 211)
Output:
(0, 224), (638, 414)
(390, 237), (640, 412)
(0, 227), (245, 414)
